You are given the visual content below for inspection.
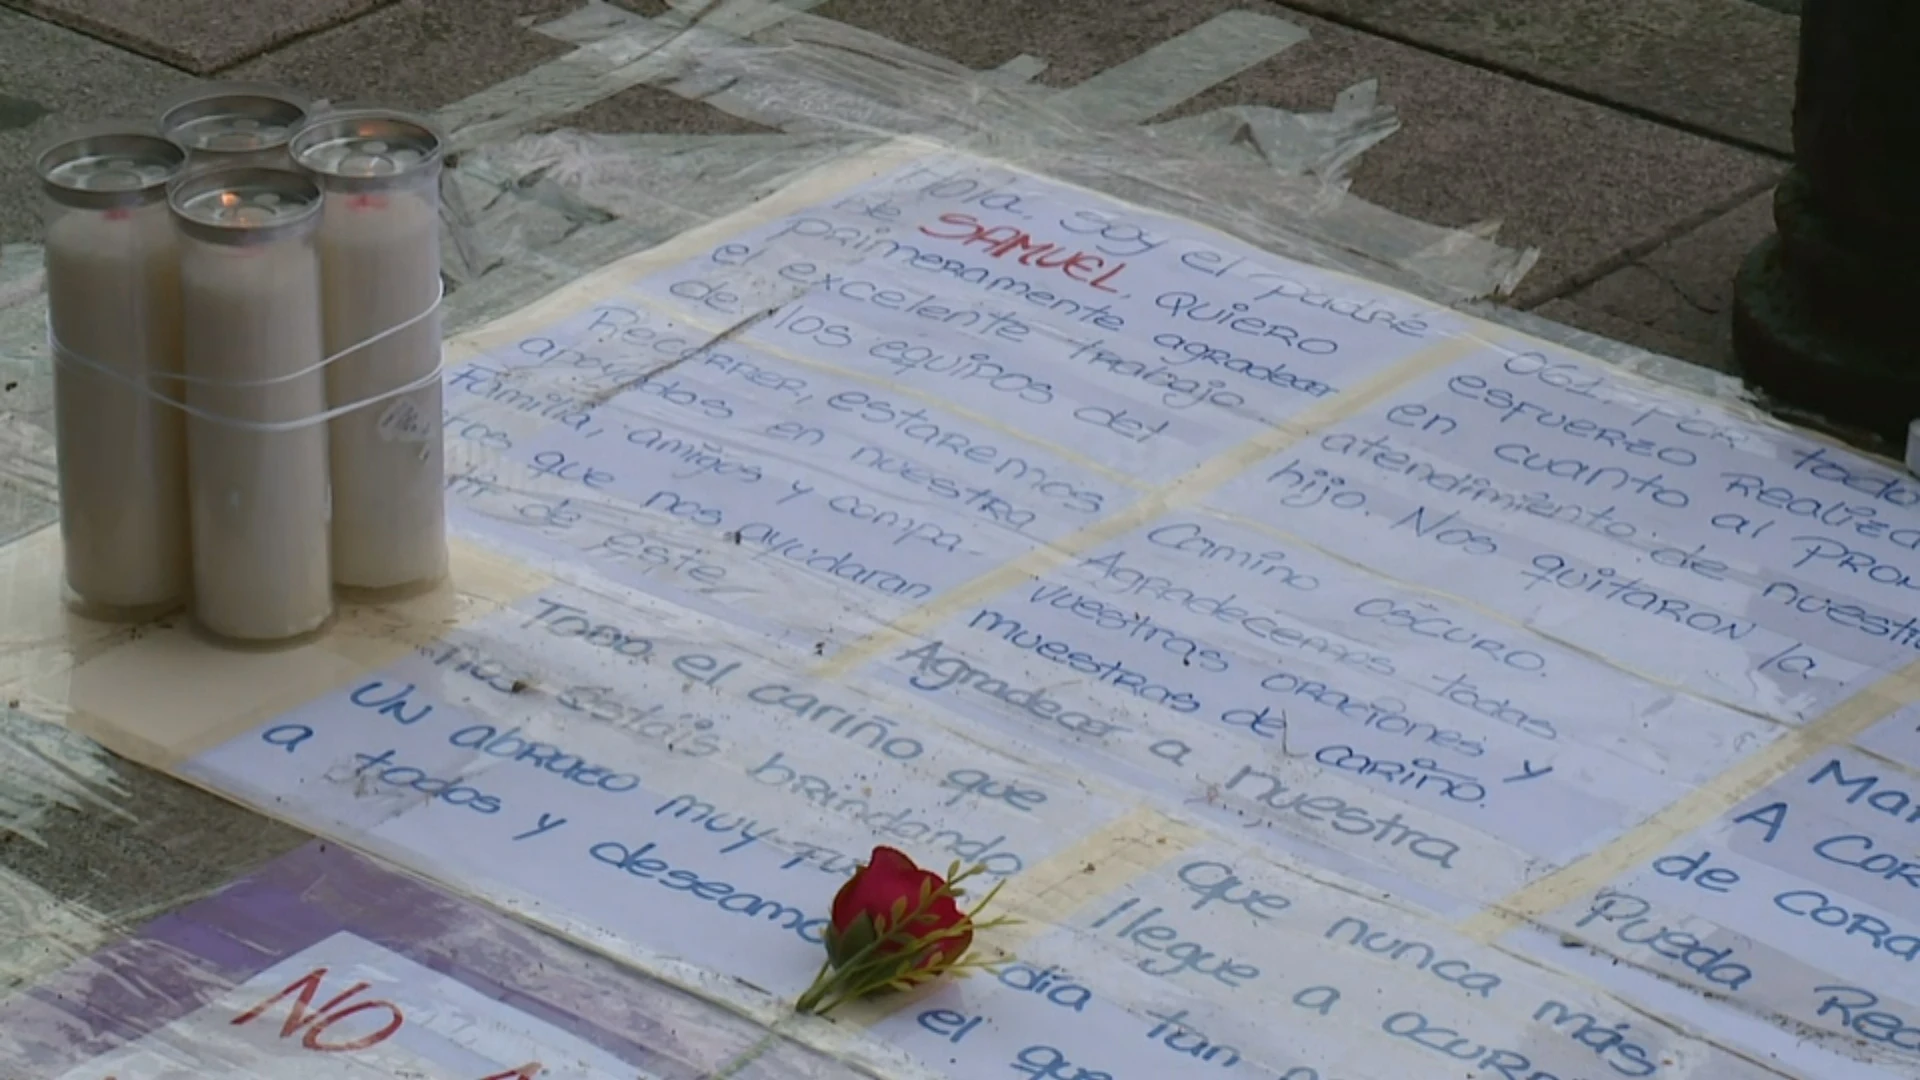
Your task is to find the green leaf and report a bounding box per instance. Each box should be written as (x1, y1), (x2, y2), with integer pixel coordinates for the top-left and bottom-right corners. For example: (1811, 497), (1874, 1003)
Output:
(828, 912), (879, 968)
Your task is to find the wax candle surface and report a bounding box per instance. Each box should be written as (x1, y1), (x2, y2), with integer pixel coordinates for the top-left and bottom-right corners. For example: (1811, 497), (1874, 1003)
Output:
(48, 200), (190, 615)
(320, 187), (447, 591)
(179, 226), (334, 643)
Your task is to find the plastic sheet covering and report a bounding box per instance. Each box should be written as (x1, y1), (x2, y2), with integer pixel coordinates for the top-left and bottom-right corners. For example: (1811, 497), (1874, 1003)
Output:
(0, 243), (44, 312)
(0, 842), (899, 1079)
(490, 0), (1538, 302)
(0, 0), (1535, 493)
(0, 714), (305, 992)
(1141, 84), (1405, 192)
(3, 3), (1919, 1079)
(425, 0), (1530, 339)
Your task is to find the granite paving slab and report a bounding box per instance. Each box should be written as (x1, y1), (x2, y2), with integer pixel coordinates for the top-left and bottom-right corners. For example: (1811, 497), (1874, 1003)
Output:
(1539, 188), (1776, 373)
(0, 708), (308, 992)
(226, 0), (584, 113)
(0, 0), (393, 74)
(1165, 10), (1785, 304)
(0, 7), (195, 242)
(1270, 0), (1800, 153)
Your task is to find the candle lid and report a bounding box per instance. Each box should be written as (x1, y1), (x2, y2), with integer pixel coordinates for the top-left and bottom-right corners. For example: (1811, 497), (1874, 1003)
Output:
(161, 87), (308, 155)
(36, 131), (187, 211)
(290, 110), (443, 192)
(168, 167), (322, 246)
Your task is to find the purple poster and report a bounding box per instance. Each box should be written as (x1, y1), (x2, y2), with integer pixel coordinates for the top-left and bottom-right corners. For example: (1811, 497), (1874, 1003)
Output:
(0, 842), (872, 1080)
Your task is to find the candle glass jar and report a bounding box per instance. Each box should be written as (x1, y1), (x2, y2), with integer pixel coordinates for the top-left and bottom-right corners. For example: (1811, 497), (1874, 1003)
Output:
(170, 167), (334, 645)
(38, 129), (192, 619)
(292, 109), (449, 595)
(159, 83), (310, 173)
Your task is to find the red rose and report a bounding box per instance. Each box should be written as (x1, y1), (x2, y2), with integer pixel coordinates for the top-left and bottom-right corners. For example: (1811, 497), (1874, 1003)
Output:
(797, 846), (1010, 1014)
(826, 846), (972, 970)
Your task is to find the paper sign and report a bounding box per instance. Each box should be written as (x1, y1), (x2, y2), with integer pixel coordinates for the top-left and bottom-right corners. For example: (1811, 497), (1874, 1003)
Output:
(1208, 341), (1920, 724)
(619, 154), (1462, 482)
(862, 506), (1782, 910)
(1856, 703), (1920, 773)
(0, 843), (856, 1080)
(55, 933), (632, 1079)
(1517, 747), (1920, 1077)
(180, 585), (1125, 999)
(34, 142), (1915, 1079)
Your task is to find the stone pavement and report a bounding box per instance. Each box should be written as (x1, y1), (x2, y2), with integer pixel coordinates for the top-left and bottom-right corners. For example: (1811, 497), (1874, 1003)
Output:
(0, 0), (1803, 977)
(0, 0), (1801, 375)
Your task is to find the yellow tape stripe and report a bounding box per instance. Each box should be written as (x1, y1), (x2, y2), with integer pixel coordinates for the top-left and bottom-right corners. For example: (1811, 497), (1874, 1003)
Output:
(613, 290), (1149, 492)
(813, 333), (1483, 680)
(1456, 658), (1920, 943)
(989, 806), (1210, 937)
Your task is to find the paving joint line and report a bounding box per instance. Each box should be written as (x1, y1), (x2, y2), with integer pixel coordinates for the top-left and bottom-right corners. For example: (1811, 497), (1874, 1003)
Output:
(1269, 1), (1796, 162)
(202, 0), (413, 77)
(0, 7), (200, 78)
(1522, 173), (1785, 309)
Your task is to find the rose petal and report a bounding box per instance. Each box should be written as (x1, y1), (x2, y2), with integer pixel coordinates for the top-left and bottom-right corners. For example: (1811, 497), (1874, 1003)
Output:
(834, 847), (952, 936)
(867, 846), (920, 876)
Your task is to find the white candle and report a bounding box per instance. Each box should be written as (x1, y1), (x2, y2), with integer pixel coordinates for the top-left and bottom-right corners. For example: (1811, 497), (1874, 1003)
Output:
(40, 132), (191, 617)
(295, 112), (448, 594)
(172, 168), (334, 644)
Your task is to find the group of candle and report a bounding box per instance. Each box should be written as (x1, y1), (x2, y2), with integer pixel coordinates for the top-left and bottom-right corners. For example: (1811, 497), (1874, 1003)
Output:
(39, 83), (449, 645)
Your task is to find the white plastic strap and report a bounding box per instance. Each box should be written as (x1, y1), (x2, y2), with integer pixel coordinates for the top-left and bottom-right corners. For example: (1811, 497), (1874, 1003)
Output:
(49, 285), (447, 434)
(163, 277), (446, 390)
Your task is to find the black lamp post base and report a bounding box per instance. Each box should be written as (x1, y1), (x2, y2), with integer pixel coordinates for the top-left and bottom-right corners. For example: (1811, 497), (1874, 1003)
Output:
(1732, 234), (1920, 449)
(1728, 0), (1920, 454)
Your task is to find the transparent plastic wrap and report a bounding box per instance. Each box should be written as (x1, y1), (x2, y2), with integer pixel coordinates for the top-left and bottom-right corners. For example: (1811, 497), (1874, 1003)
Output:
(1, 4), (1918, 1080)
(432, 0), (1533, 332)
(550, 2), (1529, 295)
(2, 132), (1917, 1079)
(0, 838), (904, 1079)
